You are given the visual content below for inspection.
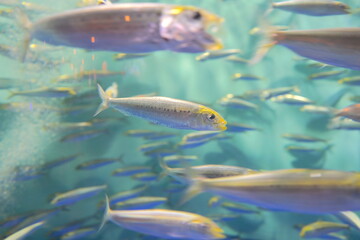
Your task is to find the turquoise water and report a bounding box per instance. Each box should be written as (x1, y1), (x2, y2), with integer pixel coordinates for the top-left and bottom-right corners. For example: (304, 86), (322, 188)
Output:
(0, 0), (360, 239)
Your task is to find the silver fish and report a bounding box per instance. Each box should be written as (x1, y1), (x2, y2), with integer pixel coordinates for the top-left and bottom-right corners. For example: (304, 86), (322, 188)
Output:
(4, 221), (45, 240)
(299, 221), (349, 238)
(114, 196), (167, 210)
(334, 211), (360, 231)
(270, 94), (313, 105)
(113, 53), (150, 61)
(76, 156), (123, 170)
(282, 133), (327, 143)
(182, 131), (221, 143)
(95, 84), (227, 131)
(300, 105), (337, 115)
(328, 118), (360, 130)
(8, 87), (76, 98)
(196, 49), (241, 61)
(219, 97), (258, 110)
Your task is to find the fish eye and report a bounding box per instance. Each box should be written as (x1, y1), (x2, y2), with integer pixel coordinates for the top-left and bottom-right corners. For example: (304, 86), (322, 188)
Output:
(207, 113), (216, 120)
(192, 11), (202, 20)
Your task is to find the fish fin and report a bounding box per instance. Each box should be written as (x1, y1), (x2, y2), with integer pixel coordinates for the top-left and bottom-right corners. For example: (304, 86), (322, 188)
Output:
(98, 195), (111, 232)
(179, 178), (204, 206)
(94, 84), (110, 117)
(14, 7), (32, 62)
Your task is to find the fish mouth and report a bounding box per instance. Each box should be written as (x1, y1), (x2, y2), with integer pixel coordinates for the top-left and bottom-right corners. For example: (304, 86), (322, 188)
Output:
(201, 12), (224, 51)
(216, 120), (227, 131)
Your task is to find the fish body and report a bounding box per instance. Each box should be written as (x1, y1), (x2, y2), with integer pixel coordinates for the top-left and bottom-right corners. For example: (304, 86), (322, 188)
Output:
(125, 129), (161, 137)
(336, 104), (360, 122)
(113, 166), (151, 177)
(225, 56), (249, 64)
(9, 87), (76, 98)
(50, 185), (107, 206)
(100, 196), (225, 239)
(339, 76), (360, 85)
(132, 172), (157, 182)
(0, 214), (28, 229)
(60, 129), (107, 142)
(272, 0), (351, 16)
(163, 155), (199, 165)
(43, 122), (93, 131)
(219, 97), (258, 110)
(49, 216), (91, 238)
(114, 197), (167, 210)
(300, 221), (349, 238)
(144, 148), (177, 157)
(317, 233), (347, 240)
(177, 138), (211, 149)
(300, 105), (336, 115)
(282, 133), (326, 143)
(308, 70), (345, 80)
(270, 94), (313, 105)
(231, 74), (262, 81)
(4, 221), (44, 240)
(328, 118), (360, 130)
(182, 131), (221, 143)
(98, 185), (148, 208)
(241, 86), (299, 100)
(183, 169), (360, 213)
(196, 49), (241, 61)
(334, 211), (360, 231)
(114, 53), (150, 61)
(144, 132), (178, 140)
(60, 227), (97, 240)
(28, 3), (223, 56)
(76, 157), (123, 170)
(96, 84), (227, 131)
(40, 154), (80, 171)
(139, 141), (170, 152)
(221, 202), (259, 214)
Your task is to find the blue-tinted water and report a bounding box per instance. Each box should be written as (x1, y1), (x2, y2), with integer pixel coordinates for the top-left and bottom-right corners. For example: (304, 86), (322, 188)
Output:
(0, 0), (360, 239)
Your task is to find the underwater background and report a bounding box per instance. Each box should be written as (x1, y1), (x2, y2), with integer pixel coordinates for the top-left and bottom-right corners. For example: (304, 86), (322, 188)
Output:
(0, 0), (360, 239)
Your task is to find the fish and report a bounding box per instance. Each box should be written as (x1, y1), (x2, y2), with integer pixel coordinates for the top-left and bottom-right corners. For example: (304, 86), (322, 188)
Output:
(4, 221), (45, 240)
(144, 148), (178, 158)
(225, 56), (249, 64)
(39, 154), (80, 171)
(282, 133), (327, 143)
(299, 221), (349, 238)
(60, 129), (108, 143)
(43, 122), (93, 131)
(60, 226), (97, 240)
(138, 141), (171, 152)
(195, 49), (241, 61)
(50, 185), (107, 206)
(49, 216), (93, 238)
(270, 94), (313, 105)
(240, 86), (300, 100)
(98, 185), (148, 208)
(285, 144), (332, 158)
(113, 197), (167, 210)
(76, 156), (123, 170)
(99, 195), (225, 239)
(182, 131), (221, 143)
(271, 0), (351, 16)
(316, 233), (347, 240)
(105, 82), (119, 98)
(300, 105), (337, 115)
(182, 169), (360, 213)
(219, 97), (258, 110)
(22, 3), (224, 61)
(112, 166), (151, 177)
(143, 132), (178, 140)
(328, 118), (360, 130)
(90, 117), (128, 128)
(226, 123), (259, 133)
(114, 53), (150, 61)
(334, 211), (360, 231)
(163, 155), (199, 165)
(8, 87), (76, 98)
(124, 129), (161, 137)
(53, 70), (125, 84)
(253, 27), (360, 70)
(95, 84), (227, 131)
(177, 138), (213, 150)
(335, 104), (360, 122)
(221, 202), (260, 214)
(338, 76), (360, 85)
(0, 213), (30, 229)
(231, 74), (263, 81)
(132, 172), (157, 182)
(308, 70), (346, 80)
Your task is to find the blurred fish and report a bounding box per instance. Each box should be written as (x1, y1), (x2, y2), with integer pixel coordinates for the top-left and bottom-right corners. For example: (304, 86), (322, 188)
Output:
(317, 233), (347, 240)
(163, 155), (199, 165)
(90, 117), (128, 128)
(50, 185), (107, 206)
(29, 43), (63, 53)
(182, 169), (360, 213)
(22, 3), (223, 61)
(225, 55), (249, 64)
(0, 8), (13, 18)
(114, 53), (150, 61)
(270, 94), (313, 105)
(139, 141), (171, 152)
(307, 62), (335, 69)
(300, 105), (337, 115)
(8, 87), (76, 98)
(10, 166), (45, 182)
(221, 202), (259, 214)
(132, 172), (157, 182)
(300, 221), (349, 238)
(177, 138), (212, 149)
(182, 131), (221, 143)
(208, 196), (223, 207)
(271, 0), (351, 16)
(282, 133), (327, 143)
(95, 84), (227, 131)
(328, 118), (360, 130)
(144, 148), (177, 158)
(339, 76), (360, 85)
(99, 185), (148, 207)
(60, 129), (108, 143)
(113, 197), (167, 210)
(253, 27), (360, 70)
(143, 132), (178, 140)
(219, 97), (258, 110)
(49, 216), (93, 238)
(4, 221), (44, 240)
(231, 74), (263, 81)
(39, 154), (80, 171)
(0, 213), (30, 229)
(196, 49), (241, 61)
(308, 70), (346, 80)
(53, 70), (125, 84)
(125, 129), (162, 138)
(99, 196), (225, 239)
(226, 123), (259, 133)
(113, 166), (151, 177)
(335, 104), (360, 122)
(60, 226), (97, 240)
(334, 211), (360, 231)
(105, 82), (118, 98)
(132, 92), (159, 98)
(43, 122), (93, 131)
(240, 86), (300, 100)
(76, 156), (123, 170)
(285, 144), (332, 158)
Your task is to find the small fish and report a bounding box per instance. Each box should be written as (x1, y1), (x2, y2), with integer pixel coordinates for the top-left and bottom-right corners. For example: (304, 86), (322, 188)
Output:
(231, 74), (263, 81)
(39, 154), (80, 171)
(112, 166), (151, 177)
(334, 211), (360, 231)
(308, 70), (346, 80)
(43, 122), (93, 131)
(316, 233), (347, 240)
(328, 118), (360, 130)
(300, 221), (350, 238)
(105, 82), (118, 98)
(270, 94), (313, 105)
(182, 131), (221, 143)
(208, 196), (223, 207)
(177, 138), (212, 150)
(182, 169), (360, 213)
(113, 53), (150, 61)
(300, 105), (337, 115)
(335, 104), (360, 122)
(8, 87), (76, 98)
(282, 133), (327, 143)
(49, 216), (93, 238)
(114, 197), (167, 210)
(163, 155), (199, 165)
(95, 84), (227, 131)
(50, 185), (107, 206)
(219, 97), (258, 110)
(144, 148), (177, 158)
(196, 49), (241, 61)
(240, 86), (300, 100)
(22, 3), (223, 61)
(221, 202), (259, 214)
(138, 141), (170, 152)
(307, 62), (335, 69)
(99, 195), (225, 239)
(0, 213), (29, 229)
(285, 144), (332, 157)
(76, 156), (123, 170)
(60, 129), (108, 143)
(225, 55), (249, 64)
(226, 123), (259, 133)
(132, 172), (157, 182)
(143, 132), (178, 140)
(339, 76), (360, 86)
(60, 226), (97, 240)
(124, 129), (161, 137)
(271, 0), (351, 16)
(4, 221), (45, 240)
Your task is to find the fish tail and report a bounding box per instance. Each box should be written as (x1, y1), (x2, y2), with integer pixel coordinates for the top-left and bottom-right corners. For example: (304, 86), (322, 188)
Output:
(94, 84), (110, 117)
(98, 195), (111, 232)
(179, 178), (204, 206)
(14, 7), (32, 62)
(158, 157), (171, 179)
